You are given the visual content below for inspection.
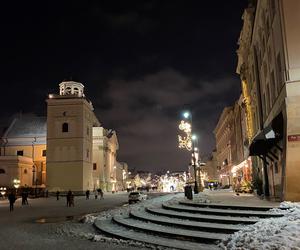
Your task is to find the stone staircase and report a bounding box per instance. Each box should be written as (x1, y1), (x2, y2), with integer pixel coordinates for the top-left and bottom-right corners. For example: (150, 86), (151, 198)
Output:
(94, 200), (285, 250)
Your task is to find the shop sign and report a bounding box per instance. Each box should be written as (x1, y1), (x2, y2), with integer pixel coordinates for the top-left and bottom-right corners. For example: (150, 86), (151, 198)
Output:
(288, 134), (300, 142)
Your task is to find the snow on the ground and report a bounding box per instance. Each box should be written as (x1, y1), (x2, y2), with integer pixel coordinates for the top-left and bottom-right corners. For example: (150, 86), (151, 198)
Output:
(58, 193), (186, 249)
(220, 202), (300, 250)
(81, 192), (185, 224)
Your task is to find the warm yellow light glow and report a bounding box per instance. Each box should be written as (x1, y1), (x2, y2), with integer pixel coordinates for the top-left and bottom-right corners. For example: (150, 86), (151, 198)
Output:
(13, 179), (20, 189)
(242, 80), (254, 140)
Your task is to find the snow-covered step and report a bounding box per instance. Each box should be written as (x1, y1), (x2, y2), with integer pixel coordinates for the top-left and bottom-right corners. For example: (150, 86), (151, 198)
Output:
(112, 215), (228, 243)
(130, 209), (244, 233)
(146, 207), (259, 224)
(162, 203), (284, 218)
(94, 218), (220, 250)
(179, 201), (283, 211)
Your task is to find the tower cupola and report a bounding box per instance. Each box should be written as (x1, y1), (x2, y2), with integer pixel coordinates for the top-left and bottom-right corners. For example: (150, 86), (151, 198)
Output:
(59, 81), (85, 97)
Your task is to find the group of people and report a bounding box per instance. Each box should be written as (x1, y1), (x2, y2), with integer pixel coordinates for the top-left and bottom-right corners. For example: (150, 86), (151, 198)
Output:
(7, 189), (29, 212)
(7, 188), (105, 211)
(85, 188), (104, 200)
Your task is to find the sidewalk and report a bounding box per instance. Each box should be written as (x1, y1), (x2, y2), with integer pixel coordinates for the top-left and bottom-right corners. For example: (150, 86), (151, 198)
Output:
(193, 189), (281, 207)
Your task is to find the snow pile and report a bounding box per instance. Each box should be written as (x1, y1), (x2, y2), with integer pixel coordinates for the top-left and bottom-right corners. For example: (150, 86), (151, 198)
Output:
(220, 202), (300, 250)
(80, 192), (184, 224)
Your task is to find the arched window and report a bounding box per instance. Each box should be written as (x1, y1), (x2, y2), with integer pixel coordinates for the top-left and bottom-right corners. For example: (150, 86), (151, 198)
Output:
(74, 87), (79, 95)
(0, 169), (5, 174)
(62, 123), (69, 133)
(65, 87), (71, 94)
(24, 169), (28, 174)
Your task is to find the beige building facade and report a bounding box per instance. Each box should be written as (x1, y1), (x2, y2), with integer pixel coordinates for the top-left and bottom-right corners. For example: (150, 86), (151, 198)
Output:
(237, 0), (300, 200)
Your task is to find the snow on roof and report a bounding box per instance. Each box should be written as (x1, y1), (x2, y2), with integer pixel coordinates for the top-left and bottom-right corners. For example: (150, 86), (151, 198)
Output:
(4, 114), (47, 138)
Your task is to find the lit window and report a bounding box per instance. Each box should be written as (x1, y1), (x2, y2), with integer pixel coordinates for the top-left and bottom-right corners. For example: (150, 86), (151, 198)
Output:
(17, 150), (24, 156)
(42, 150), (46, 157)
(62, 123), (69, 132)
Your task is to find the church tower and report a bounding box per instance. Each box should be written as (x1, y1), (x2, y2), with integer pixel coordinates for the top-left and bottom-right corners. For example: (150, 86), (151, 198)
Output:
(46, 81), (100, 192)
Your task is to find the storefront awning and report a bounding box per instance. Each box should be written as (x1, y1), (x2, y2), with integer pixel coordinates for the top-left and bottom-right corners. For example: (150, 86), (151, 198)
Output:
(249, 112), (283, 156)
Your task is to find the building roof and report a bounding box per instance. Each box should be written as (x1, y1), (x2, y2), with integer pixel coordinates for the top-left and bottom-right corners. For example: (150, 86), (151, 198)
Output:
(3, 114), (47, 138)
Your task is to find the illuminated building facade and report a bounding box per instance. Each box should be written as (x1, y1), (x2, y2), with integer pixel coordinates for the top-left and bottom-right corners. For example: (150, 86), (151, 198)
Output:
(214, 106), (236, 187)
(237, 0), (300, 201)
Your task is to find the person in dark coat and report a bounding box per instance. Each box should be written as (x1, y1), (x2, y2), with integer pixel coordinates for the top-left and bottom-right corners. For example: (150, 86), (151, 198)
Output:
(8, 191), (16, 212)
(85, 190), (90, 200)
(24, 191), (29, 205)
(66, 190), (72, 207)
(21, 191), (26, 205)
(56, 190), (60, 201)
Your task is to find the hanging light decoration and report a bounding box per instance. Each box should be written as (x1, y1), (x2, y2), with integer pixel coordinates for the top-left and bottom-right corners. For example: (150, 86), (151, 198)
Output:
(178, 120), (192, 151)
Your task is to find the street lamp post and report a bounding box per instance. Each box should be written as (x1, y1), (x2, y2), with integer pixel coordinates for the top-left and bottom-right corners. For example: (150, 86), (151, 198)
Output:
(178, 111), (202, 194)
(191, 135), (199, 194)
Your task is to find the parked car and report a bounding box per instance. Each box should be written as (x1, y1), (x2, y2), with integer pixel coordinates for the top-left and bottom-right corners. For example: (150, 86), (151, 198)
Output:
(128, 191), (147, 204)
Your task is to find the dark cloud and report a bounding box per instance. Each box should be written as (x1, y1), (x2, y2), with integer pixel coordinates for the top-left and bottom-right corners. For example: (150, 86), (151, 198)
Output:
(95, 69), (240, 171)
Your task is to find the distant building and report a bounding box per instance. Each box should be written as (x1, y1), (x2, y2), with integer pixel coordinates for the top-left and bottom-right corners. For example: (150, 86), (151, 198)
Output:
(214, 106), (236, 186)
(203, 150), (218, 181)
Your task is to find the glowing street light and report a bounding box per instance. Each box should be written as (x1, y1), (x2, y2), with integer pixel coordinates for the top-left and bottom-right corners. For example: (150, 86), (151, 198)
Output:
(192, 134), (197, 141)
(13, 179), (20, 189)
(183, 111), (190, 119)
(0, 187), (6, 197)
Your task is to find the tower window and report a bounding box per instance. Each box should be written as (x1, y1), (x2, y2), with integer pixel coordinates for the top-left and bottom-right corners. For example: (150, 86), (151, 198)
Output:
(42, 150), (46, 157)
(17, 150), (24, 156)
(62, 123), (69, 132)
(93, 163), (97, 170)
(86, 149), (89, 158)
(24, 169), (28, 174)
(0, 168), (5, 174)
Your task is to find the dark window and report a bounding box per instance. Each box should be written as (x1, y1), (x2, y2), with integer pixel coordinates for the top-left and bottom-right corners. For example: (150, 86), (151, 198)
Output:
(274, 162), (279, 174)
(86, 149), (89, 158)
(42, 150), (46, 157)
(93, 163), (97, 170)
(87, 127), (89, 135)
(62, 123), (69, 132)
(0, 168), (5, 174)
(24, 169), (28, 174)
(17, 150), (23, 156)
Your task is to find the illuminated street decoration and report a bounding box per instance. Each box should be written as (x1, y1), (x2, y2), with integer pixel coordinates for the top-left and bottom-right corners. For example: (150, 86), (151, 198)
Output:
(178, 120), (192, 151)
(242, 79), (254, 140)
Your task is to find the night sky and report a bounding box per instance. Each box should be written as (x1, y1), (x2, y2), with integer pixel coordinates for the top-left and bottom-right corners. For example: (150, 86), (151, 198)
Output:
(1, 1), (247, 173)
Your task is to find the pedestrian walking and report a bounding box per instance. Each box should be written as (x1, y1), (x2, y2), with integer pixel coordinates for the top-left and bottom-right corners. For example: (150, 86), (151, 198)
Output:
(70, 192), (74, 207)
(8, 191), (16, 212)
(45, 189), (49, 198)
(66, 190), (72, 207)
(94, 190), (98, 199)
(21, 191), (26, 205)
(85, 190), (90, 200)
(24, 190), (29, 205)
(99, 188), (104, 199)
(56, 190), (60, 201)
